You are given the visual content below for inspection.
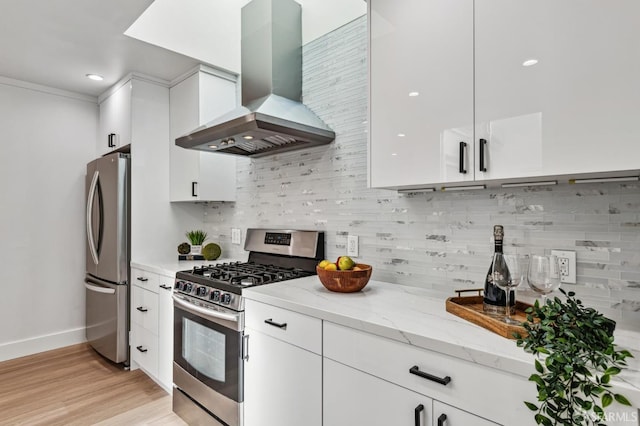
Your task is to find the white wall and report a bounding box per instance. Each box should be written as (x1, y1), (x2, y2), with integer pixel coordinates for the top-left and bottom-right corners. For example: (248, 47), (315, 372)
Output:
(0, 77), (98, 361)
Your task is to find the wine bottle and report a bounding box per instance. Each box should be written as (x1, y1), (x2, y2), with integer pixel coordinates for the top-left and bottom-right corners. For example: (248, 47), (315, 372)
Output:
(483, 225), (515, 315)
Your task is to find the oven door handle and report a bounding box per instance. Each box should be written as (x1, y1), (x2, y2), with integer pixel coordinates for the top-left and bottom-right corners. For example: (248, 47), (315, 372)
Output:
(172, 294), (240, 323)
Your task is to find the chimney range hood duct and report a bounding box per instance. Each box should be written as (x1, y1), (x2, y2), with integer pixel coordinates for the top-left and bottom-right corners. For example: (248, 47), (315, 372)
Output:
(176, 0), (335, 158)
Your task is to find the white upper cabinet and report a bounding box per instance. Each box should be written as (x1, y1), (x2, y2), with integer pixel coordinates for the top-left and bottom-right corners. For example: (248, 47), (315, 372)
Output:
(169, 66), (238, 202)
(369, 0), (474, 189)
(98, 80), (132, 156)
(475, 0), (640, 180)
(370, 0), (640, 189)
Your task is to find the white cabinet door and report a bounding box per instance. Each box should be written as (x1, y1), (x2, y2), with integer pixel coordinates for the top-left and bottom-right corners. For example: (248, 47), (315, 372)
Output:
(131, 285), (159, 333)
(157, 274), (174, 393)
(98, 80), (131, 156)
(169, 68), (237, 202)
(369, 0), (474, 189)
(475, 0), (640, 180)
(324, 358), (433, 426)
(244, 328), (321, 426)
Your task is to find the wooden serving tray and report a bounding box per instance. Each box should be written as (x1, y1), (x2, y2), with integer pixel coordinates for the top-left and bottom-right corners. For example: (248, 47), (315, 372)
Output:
(445, 289), (532, 339)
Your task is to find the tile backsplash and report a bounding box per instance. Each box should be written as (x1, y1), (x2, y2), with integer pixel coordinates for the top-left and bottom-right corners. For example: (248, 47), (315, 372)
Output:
(203, 16), (640, 329)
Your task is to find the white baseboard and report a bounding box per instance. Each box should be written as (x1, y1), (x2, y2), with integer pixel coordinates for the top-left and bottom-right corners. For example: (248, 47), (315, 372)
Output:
(0, 327), (86, 362)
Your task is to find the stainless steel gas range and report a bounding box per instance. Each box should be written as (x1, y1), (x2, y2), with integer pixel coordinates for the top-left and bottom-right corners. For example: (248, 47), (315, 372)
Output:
(172, 228), (325, 426)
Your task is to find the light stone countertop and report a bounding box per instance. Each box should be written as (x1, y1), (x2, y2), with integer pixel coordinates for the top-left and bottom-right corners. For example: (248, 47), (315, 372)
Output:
(131, 255), (248, 278)
(244, 276), (640, 401)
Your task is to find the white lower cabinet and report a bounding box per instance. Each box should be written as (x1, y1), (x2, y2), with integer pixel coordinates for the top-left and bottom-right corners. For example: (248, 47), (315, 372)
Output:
(130, 267), (174, 393)
(243, 301), (537, 426)
(324, 358), (434, 426)
(157, 274), (174, 392)
(323, 322), (535, 426)
(244, 300), (322, 426)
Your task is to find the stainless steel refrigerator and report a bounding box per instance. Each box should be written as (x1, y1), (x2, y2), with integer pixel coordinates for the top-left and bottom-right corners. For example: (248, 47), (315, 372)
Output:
(85, 151), (130, 364)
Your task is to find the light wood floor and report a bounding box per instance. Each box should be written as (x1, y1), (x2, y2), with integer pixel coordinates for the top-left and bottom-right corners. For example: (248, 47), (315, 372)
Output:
(0, 343), (187, 426)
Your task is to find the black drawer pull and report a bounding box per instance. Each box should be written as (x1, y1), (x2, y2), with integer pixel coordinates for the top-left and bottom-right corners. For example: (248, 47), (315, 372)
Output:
(479, 138), (487, 172)
(414, 404), (424, 426)
(437, 413), (447, 426)
(191, 181), (198, 197)
(409, 365), (451, 386)
(136, 277), (148, 282)
(458, 141), (467, 174)
(264, 318), (287, 329)
(136, 306), (148, 313)
(159, 284), (172, 290)
(108, 133), (116, 148)
(136, 345), (148, 353)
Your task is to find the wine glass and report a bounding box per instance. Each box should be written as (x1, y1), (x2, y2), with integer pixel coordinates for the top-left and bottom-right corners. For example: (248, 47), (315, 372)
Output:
(527, 255), (561, 305)
(492, 254), (525, 325)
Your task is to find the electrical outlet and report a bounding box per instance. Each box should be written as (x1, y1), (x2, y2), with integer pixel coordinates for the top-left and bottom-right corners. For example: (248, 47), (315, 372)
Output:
(347, 235), (359, 257)
(231, 228), (241, 245)
(551, 250), (576, 284)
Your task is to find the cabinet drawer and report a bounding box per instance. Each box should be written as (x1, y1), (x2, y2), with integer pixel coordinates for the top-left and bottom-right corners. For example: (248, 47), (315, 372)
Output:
(131, 323), (159, 378)
(131, 285), (159, 333)
(324, 322), (534, 425)
(245, 300), (321, 355)
(131, 268), (159, 293)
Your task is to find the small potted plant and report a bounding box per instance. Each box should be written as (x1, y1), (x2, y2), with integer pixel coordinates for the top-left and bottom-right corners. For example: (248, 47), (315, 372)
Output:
(185, 230), (207, 255)
(515, 289), (633, 425)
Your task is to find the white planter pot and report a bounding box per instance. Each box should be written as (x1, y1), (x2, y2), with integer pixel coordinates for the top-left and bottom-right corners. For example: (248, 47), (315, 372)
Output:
(190, 245), (202, 255)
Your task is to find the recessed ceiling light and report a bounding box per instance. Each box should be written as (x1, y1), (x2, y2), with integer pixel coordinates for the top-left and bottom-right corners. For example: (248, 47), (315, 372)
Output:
(522, 59), (539, 67)
(397, 133), (406, 137)
(86, 74), (104, 81)
(243, 135), (254, 140)
(208, 145), (217, 149)
(391, 153), (397, 156)
(408, 92), (419, 97)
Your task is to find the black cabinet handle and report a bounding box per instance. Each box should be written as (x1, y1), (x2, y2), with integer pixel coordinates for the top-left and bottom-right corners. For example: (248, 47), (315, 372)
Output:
(414, 404), (424, 426)
(136, 306), (148, 313)
(479, 138), (487, 172)
(459, 141), (467, 174)
(108, 133), (116, 148)
(409, 365), (451, 386)
(191, 181), (198, 197)
(136, 277), (148, 282)
(264, 318), (287, 329)
(136, 345), (148, 353)
(437, 413), (447, 426)
(160, 284), (172, 290)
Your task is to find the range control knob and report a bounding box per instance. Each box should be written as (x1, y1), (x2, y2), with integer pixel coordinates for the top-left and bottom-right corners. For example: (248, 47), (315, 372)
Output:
(174, 281), (181, 290)
(210, 290), (221, 302)
(221, 293), (232, 305)
(184, 283), (193, 293)
(196, 286), (208, 297)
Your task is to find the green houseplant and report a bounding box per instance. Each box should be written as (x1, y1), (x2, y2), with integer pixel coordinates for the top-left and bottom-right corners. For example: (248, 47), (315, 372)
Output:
(185, 230), (208, 255)
(515, 289), (633, 425)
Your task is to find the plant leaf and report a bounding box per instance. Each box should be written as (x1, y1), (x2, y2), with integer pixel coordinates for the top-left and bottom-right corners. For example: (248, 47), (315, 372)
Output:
(601, 393), (613, 408)
(614, 394), (632, 406)
(535, 359), (544, 373)
(524, 401), (538, 411)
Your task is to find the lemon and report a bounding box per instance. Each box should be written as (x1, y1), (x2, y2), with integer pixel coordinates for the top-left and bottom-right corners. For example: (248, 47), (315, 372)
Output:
(324, 263), (338, 271)
(318, 259), (331, 268)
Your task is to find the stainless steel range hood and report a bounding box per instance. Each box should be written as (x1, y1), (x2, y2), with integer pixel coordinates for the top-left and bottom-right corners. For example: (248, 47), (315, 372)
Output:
(176, 0), (335, 158)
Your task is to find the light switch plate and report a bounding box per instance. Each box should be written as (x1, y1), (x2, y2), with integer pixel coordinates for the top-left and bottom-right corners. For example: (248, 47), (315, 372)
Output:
(347, 235), (359, 257)
(231, 228), (241, 245)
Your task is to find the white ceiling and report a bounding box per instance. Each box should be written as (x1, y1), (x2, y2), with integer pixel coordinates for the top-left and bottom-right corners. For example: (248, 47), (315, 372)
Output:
(0, 0), (365, 98)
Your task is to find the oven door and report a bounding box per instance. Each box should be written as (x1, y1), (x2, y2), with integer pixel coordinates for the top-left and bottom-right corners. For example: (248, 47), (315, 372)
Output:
(173, 294), (244, 404)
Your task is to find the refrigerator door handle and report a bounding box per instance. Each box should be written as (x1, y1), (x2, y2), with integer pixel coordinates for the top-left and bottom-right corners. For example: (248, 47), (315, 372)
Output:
(84, 282), (116, 295)
(86, 170), (100, 265)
